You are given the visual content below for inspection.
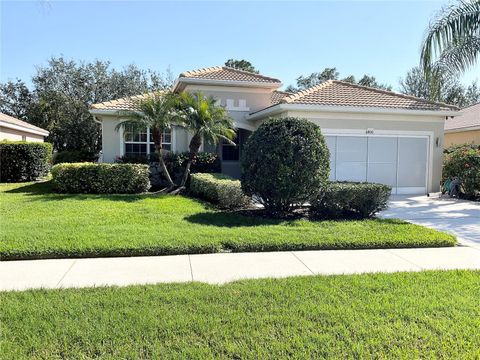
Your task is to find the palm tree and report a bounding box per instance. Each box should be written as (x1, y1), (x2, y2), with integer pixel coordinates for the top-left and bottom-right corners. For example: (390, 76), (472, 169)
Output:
(177, 91), (236, 187)
(421, 0), (480, 75)
(115, 92), (181, 188)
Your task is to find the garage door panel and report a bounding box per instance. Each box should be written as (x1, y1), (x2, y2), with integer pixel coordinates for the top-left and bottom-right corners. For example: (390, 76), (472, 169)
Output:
(336, 137), (367, 162)
(367, 137), (397, 186)
(337, 163), (367, 182)
(397, 137), (427, 188)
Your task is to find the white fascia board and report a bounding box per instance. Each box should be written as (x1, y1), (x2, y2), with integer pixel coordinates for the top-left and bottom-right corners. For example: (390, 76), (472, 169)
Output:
(445, 125), (480, 133)
(247, 104), (460, 121)
(173, 77), (282, 92)
(0, 120), (49, 136)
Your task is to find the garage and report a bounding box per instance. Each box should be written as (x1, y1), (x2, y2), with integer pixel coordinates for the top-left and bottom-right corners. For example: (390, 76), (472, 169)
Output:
(325, 134), (430, 194)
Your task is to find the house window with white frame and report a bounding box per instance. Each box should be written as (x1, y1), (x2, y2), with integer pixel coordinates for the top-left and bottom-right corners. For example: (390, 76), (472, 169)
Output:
(124, 126), (172, 156)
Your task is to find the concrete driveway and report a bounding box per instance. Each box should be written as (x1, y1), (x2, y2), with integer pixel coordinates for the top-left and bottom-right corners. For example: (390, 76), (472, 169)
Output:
(380, 194), (480, 246)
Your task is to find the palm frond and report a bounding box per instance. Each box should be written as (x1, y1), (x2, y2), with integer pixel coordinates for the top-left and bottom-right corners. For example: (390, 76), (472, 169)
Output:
(434, 34), (480, 73)
(421, 0), (480, 73)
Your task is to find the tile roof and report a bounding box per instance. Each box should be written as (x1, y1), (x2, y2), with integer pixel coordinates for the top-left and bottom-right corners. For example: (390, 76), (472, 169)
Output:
(280, 80), (459, 111)
(179, 66), (281, 84)
(90, 92), (163, 111)
(0, 112), (49, 135)
(445, 102), (480, 130)
(271, 90), (292, 105)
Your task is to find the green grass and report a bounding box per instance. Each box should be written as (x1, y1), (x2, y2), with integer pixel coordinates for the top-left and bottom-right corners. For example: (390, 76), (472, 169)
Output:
(0, 182), (456, 260)
(1, 271), (479, 358)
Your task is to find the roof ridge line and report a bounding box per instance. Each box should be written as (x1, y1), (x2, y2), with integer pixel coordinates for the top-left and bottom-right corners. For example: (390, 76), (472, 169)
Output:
(180, 66), (223, 78)
(281, 80), (334, 104)
(221, 66), (282, 82)
(332, 80), (459, 111)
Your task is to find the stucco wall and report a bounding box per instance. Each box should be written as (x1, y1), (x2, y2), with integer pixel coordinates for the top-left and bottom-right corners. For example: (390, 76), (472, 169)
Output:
(444, 130), (480, 147)
(0, 126), (44, 142)
(253, 110), (446, 193)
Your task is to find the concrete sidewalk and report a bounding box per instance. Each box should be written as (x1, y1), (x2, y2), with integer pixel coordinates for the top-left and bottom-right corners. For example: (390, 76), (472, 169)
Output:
(2, 246), (480, 291)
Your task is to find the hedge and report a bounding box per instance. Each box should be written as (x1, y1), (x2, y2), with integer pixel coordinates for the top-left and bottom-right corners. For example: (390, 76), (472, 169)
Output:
(311, 182), (391, 219)
(443, 144), (480, 199)
(189, 173), (251, 210)
(0, 141), (52, 182)
(53, 150), (99, 164)
(51, 163), (150, 194)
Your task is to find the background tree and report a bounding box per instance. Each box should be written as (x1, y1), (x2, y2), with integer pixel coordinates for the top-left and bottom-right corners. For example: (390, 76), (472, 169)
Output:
(116, 92), (180, 187)
(177, 91), (235, 187)
(0, 57), (173, 153)
(0, 80), (34, 120)
(285, 67), (392, 92)
(399, 66), (480, 107)
(421, 0), (480, 75)
(224, 59), (259, 73)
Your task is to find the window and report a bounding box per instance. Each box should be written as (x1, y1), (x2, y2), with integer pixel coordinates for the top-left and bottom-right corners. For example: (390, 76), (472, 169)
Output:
(21, 135), (26, 141)
(124, 126), (172, 157)
(221, 136), (239, 161)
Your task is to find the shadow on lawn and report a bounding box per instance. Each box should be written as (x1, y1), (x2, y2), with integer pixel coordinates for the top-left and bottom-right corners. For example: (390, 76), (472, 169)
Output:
(184, 211), (285, 227)
(4, 181), (157, 202)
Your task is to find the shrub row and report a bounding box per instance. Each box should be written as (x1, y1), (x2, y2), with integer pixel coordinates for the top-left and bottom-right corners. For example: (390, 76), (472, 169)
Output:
(53, 150), (99, 164)
(51, 163), (150, 194)
(0, 141), (52, 182)
(189, 173), (251, 210)
(443, 143), (480, 199)
(311, 182), (391, 218)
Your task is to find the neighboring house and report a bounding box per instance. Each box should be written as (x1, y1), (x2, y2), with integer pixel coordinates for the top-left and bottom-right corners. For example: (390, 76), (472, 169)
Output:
(90, 66), (459, 194)
(444, 102), (480, 147)
(0, 112), (49, 142)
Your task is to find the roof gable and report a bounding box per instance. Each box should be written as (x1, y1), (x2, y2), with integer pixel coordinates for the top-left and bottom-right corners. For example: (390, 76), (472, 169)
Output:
(281, 80), (458, 112)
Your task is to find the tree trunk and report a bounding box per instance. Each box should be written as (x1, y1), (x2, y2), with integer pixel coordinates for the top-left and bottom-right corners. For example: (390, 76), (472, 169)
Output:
(153, 127), (174, 187)
(180, 133), (202, 187)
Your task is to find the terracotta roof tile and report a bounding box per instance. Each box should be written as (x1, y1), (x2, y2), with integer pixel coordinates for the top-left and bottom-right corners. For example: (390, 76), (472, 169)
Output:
(270, 90), (292, 105)
(180, 66), (281, 84)
(90, 92), (163, 111)
(0, 112), (49, 134)
(445, 102), (480, 130)
(281, 80), (458, 111)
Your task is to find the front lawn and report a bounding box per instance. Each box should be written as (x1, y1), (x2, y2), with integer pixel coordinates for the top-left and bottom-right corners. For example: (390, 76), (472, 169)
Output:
(0, 182), (456, 260)
(1, 271), (479, 358)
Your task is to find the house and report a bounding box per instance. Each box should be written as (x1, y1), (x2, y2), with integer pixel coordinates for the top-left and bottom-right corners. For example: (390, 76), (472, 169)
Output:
(0, 112), (49, 142)
(90, 66), (459, 194)
(444, 102), (480, 147)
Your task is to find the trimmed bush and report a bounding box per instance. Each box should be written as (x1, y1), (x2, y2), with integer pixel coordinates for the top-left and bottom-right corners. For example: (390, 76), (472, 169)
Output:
(53, 150), (99, 164)
(443, 144), (480, 199)
(241, 117), (330, 212)
(190, 173), (251, 209)
(51, 163), (150, 194)
(0, 141), (52, 182)
(311, 182), (391, 219)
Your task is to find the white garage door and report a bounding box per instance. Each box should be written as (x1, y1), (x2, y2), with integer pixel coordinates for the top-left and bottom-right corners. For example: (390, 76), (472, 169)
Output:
(325, 135), (429, 194)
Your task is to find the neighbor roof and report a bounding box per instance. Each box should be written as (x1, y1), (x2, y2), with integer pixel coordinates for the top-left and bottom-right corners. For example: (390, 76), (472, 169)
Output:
(179, 66), (282, 84)
(0, 112), (49, 136)
(445, 102), (480, 131)
(280, 80), (459, 111)
(90, 92), (163, 111)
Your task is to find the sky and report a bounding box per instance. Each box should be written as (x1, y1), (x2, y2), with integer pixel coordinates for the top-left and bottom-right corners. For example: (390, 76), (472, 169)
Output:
(1, 0), (479, 91)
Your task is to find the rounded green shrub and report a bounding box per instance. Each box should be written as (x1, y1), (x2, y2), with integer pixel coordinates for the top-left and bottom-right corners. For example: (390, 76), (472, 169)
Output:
(0, 141), (52, 182)
(443, 144), (480, 199)
(241, 117), (330, 212)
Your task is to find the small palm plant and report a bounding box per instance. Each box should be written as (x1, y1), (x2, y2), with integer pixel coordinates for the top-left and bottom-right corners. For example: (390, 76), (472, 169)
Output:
(421, 0), (480, 75)
(177, 91), (236, 187)
(115, 92), (181, 188)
